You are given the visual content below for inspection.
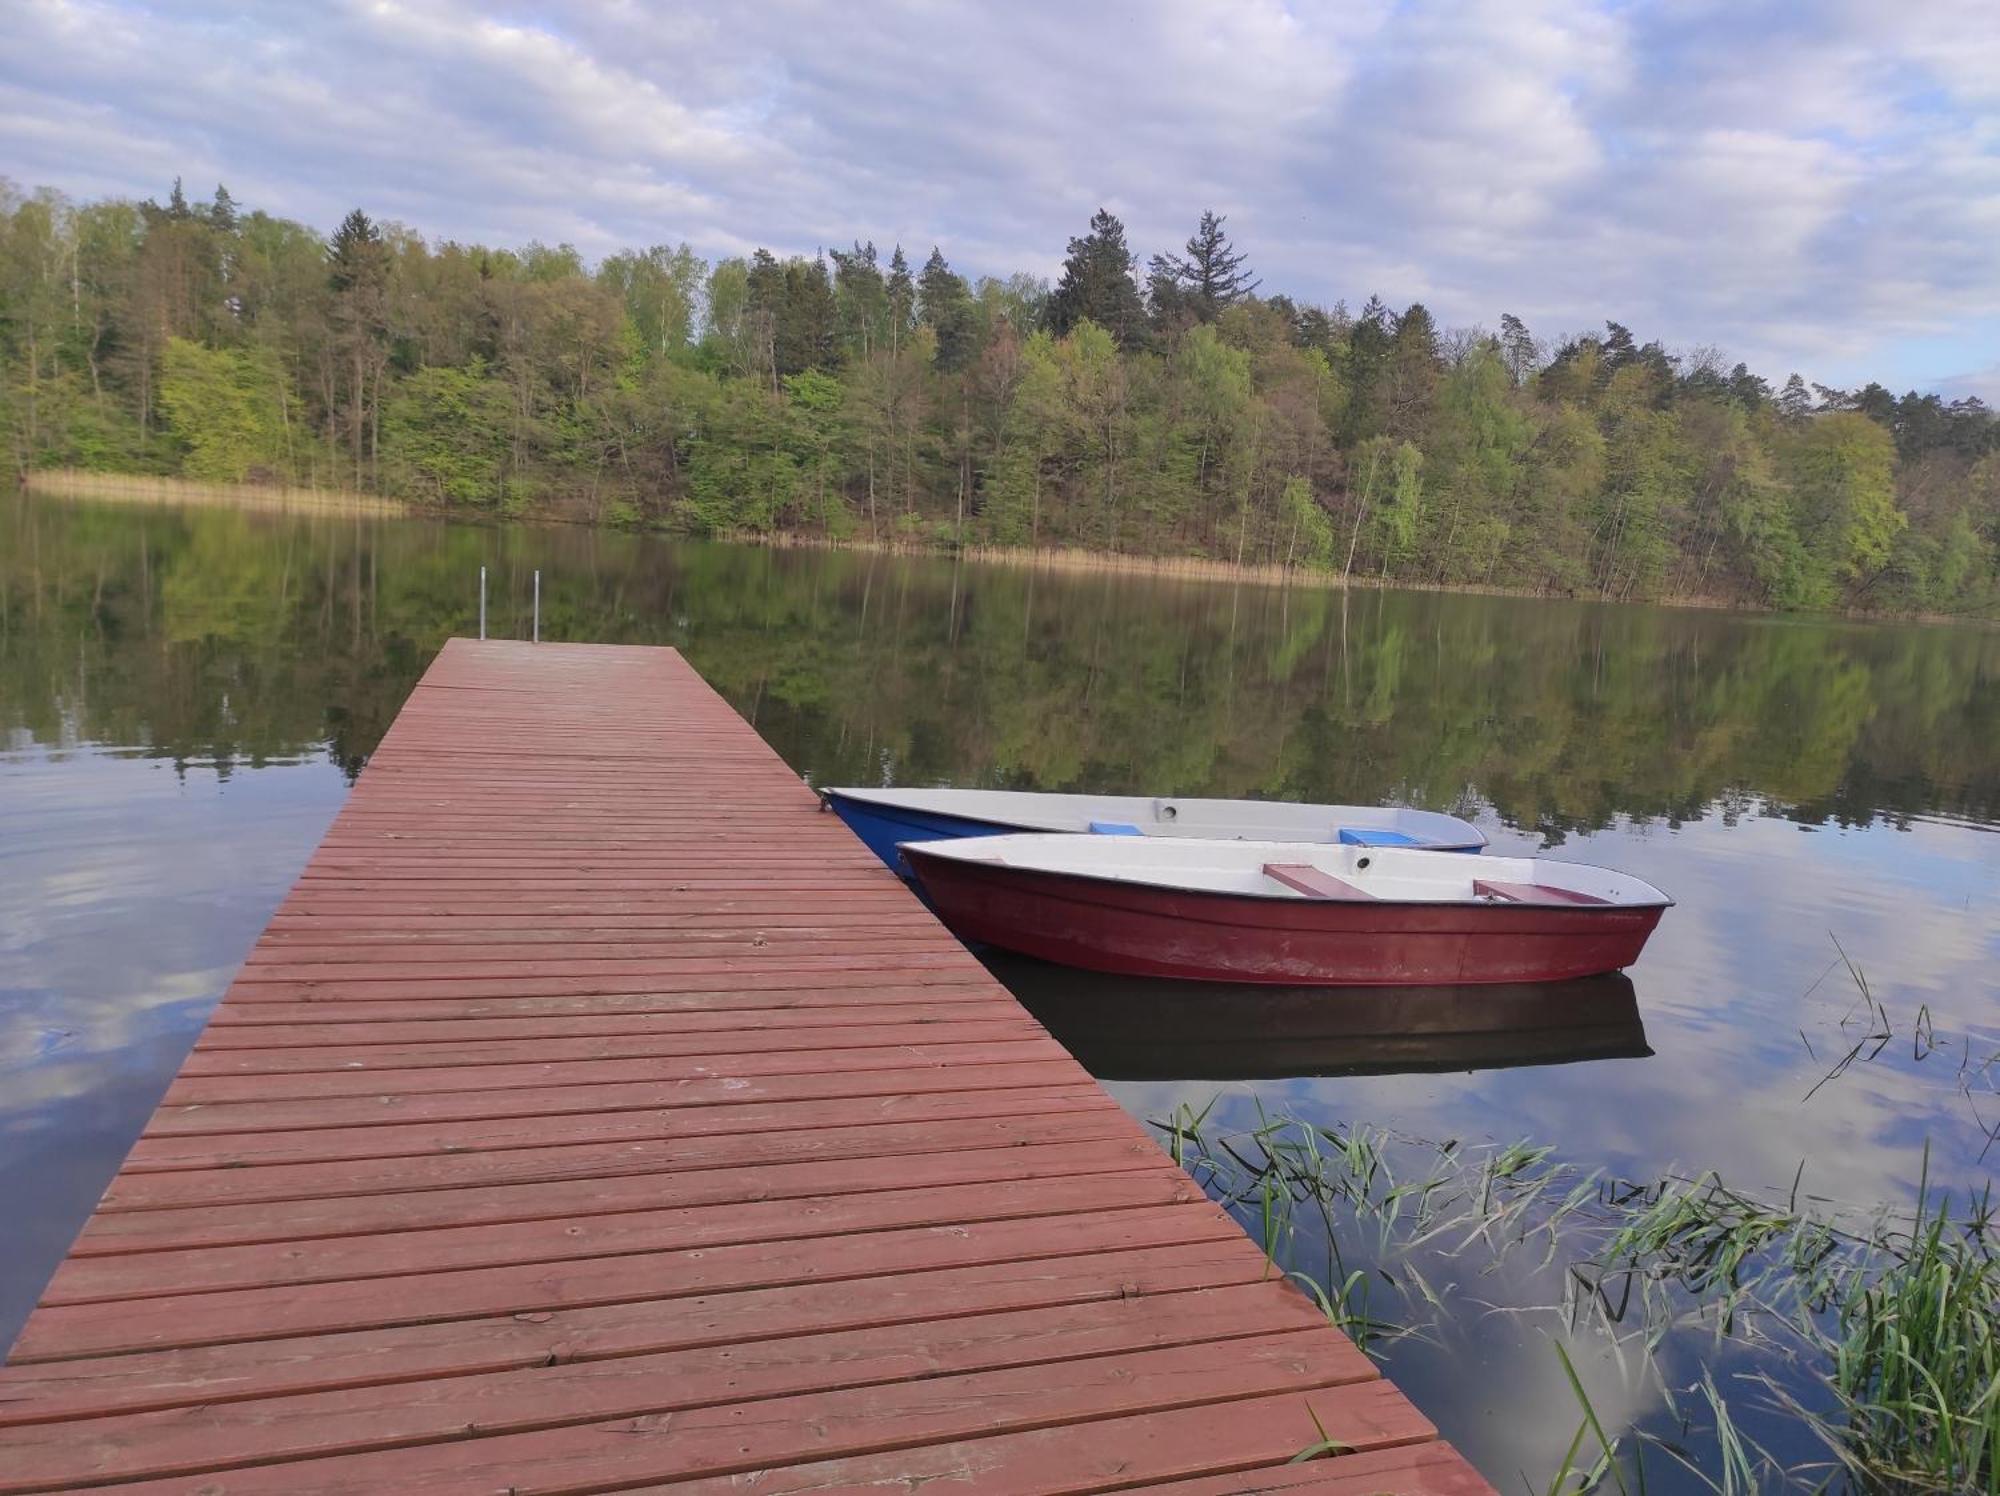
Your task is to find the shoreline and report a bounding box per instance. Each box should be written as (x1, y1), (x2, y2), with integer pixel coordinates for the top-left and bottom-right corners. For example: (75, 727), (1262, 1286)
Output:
(20, 469), (1987, 625)
(746, 529), (1750, 612)
(22, 469), (408, 518)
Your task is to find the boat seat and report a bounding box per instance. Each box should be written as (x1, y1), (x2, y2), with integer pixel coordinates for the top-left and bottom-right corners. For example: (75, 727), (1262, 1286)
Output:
(1338, 827), (1422, 847)
(1088, 821), (1143, 835)
(1472, 879), (1609, 906)
(1263, 863), (1376, 900)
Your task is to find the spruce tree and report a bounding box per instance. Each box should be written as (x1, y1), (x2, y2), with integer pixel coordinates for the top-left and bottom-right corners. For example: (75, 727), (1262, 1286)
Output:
(917, 247), (975, 372)
(830, 240), (886, 358)
(885, 246), (915, 354)
(1378, 303), (1441, 440)
(327, 209), (384, 293)
(325, 208), (390, 482)
(775, 256), (837, 375)
(1148, 210), (1258, 325)
(1045, 208), (1145, 350)
(1342, 296), (1396, 441)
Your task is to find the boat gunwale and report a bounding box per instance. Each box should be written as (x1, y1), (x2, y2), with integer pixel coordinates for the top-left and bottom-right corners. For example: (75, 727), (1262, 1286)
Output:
(899, 841), (1676, 913)
(823, 787), (1491, 852)
(819, 788), (1024, 837)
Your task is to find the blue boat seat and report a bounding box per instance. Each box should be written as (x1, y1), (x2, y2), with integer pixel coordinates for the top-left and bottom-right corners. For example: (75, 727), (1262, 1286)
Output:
(1338, 827), (1422, 847)
(1088, 821), (1144, 835)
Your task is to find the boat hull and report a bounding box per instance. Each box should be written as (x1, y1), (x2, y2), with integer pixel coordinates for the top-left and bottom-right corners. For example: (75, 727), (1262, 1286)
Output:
(907, 851), (1664, 986)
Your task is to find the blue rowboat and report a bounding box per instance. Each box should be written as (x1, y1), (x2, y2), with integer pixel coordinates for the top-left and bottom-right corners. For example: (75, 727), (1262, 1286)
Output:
(822, 787), (1485, 876)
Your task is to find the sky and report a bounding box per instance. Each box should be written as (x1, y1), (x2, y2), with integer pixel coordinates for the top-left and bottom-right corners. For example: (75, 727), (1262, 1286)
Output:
(5, 0), (1999, 398)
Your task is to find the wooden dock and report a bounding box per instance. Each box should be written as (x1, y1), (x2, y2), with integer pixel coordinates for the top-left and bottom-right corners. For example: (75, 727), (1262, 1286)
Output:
(0, 640), (1490, 1493)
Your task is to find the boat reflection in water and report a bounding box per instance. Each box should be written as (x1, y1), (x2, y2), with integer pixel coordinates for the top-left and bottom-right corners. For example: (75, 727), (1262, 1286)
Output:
(981, 953), (1651, 1082)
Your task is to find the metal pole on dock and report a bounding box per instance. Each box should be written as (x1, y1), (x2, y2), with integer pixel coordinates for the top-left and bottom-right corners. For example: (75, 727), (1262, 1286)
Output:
(533, 570), (541, 643)
(478, 566), (487, 640)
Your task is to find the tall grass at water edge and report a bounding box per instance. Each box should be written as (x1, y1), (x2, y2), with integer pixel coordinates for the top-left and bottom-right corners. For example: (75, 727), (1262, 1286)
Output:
(1160, 1101), (1998, 1491)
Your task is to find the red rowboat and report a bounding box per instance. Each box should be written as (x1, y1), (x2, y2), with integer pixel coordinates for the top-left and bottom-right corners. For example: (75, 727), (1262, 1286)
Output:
(902, 835), (1671, 985)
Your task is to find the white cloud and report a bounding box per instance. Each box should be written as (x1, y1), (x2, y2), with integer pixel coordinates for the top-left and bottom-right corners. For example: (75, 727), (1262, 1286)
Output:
(2, 0), (1997, 390)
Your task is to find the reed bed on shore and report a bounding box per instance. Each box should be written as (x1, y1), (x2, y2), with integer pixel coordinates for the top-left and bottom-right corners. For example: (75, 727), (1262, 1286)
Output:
(24, 470), (406, 517)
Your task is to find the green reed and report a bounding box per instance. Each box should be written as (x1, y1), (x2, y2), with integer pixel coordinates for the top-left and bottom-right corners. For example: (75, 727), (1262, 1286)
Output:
(1157, 1105), (1999, 1491)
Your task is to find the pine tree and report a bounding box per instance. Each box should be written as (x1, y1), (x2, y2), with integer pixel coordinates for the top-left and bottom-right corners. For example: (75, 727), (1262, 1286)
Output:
(1147, 210), (1258, 325)
(1045, 209), (1146, 350)
(1498, 313), (1538, 385)
(209, 185), (238, 233)
(1729, 363), (1770, 410)
(1602, 321), (1638, 373)
(745, 248), (784, 312)
(1778, 373), (1813, 421)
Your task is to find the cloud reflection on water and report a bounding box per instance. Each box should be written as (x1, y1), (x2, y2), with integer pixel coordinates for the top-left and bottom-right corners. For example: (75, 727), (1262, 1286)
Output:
(0, 748), (347, 1350)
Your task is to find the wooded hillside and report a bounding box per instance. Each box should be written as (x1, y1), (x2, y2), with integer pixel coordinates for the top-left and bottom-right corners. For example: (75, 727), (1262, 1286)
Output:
(3, 180), (1995, 615)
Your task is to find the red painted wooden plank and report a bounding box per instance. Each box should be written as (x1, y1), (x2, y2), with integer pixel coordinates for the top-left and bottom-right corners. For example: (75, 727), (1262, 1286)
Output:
(657, 1416), (1470, 1496)
(1, 1285), (1333, 1490)
(17, 1206), (1249, 1362)
(120, 1082), (1108, 1175)
(231, 953), (983, 988)
(97, 1109), (1145, 1214)
(74, 1138), (1173, 1256)
(241, 935), (963, 965)
(1265, 862), (1376, 901)
(1148, 1442), (1493, 1494)
(138, 1059), (1088, 1140)
(179, 1017), (1042, 1074)
(214, 966), (997, 1003)
(201, 985), (1004, 1026)
(47, 1169), (1198, 1304)
(192, 1001), (1024, 1051)
(56, 1332), (1385, 1495)
(161, 1038), (1070, 1105)
(1472, 878), (1610, 906)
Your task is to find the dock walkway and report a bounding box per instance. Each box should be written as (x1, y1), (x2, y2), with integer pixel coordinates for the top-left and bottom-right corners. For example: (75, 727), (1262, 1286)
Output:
(1, 640), (1489, 1493)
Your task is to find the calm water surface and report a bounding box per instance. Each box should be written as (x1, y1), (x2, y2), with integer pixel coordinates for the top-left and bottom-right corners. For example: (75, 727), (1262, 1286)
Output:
(2, 489), (1995, 1483)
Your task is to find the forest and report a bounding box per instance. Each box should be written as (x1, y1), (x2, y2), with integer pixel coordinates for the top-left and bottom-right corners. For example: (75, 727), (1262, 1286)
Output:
(2, 178), (1996, 617)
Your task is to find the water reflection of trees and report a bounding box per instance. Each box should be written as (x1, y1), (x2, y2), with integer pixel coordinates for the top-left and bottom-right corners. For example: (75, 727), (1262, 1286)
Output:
(4, 492), (1994, 833)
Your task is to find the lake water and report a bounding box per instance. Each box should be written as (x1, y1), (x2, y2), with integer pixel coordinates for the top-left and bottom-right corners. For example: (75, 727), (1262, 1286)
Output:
(2, 487), (1995, 1484)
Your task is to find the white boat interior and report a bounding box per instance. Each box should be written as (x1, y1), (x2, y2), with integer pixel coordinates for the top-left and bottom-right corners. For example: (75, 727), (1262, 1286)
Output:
(903, 834), (1672, 909)
(833, 787), (1486, 848)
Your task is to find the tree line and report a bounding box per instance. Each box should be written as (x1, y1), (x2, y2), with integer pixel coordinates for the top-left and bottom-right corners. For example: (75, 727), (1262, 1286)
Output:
(2, 178), (1995, 616)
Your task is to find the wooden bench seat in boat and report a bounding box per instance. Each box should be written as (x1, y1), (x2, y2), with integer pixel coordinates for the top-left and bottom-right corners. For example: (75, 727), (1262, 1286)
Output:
(1263, 862), (1376, 900)
(1472, 878), (1609, 906)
